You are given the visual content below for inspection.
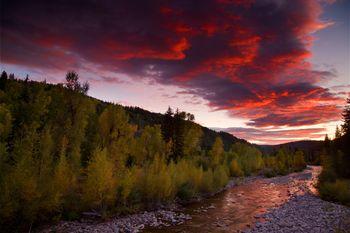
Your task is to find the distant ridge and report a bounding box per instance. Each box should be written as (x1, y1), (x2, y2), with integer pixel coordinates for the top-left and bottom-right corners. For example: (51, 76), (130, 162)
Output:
(257, 140), (324, 163)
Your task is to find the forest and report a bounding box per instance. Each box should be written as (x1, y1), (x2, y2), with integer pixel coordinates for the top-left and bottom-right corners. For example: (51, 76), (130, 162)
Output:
(318, 98), (350, 206)
(0, 71), (307, 231)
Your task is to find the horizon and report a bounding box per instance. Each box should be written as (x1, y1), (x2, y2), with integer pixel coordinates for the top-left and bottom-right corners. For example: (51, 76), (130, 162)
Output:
(1, 0), (349, 145)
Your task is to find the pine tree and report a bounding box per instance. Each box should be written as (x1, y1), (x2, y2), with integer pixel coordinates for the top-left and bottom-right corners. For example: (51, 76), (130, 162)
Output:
(0, 71), (8, 89)
(172, 109), (185, 161)
(342, 98), (350, 135)
(335, 125), (342, 139)
(161, 106), (174, 143)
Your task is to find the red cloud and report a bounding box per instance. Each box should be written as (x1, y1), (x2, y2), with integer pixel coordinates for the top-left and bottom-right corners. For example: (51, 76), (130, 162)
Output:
(1, 0), (344, 132)
(215, 127), (327, 145)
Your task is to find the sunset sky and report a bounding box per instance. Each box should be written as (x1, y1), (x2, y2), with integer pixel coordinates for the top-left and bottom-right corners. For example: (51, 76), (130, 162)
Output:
(1, 0), (349, 144)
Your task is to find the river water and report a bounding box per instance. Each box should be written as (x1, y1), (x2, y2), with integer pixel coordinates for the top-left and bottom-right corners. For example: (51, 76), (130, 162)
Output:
(145, 166), (319, 233)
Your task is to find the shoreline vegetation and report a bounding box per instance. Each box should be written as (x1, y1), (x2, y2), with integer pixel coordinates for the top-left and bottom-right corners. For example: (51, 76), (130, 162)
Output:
(1, 70), (341, 233)
(317, 98), (350, 207)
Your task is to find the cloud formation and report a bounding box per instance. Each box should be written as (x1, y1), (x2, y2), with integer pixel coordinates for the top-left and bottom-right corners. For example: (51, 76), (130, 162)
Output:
(1, 0), (344, 136)
(213, 127), (326, 144)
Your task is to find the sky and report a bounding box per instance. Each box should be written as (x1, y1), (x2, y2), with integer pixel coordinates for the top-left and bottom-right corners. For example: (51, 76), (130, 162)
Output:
(1, 0), (349, 145)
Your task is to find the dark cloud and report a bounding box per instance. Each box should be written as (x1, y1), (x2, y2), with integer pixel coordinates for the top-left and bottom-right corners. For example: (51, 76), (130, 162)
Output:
(1, 0), (343, 128)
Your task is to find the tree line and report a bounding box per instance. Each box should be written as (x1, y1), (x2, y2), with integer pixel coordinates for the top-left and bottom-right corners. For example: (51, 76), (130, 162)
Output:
(0, 71), (306, 231)
(318, 98), (350, 206)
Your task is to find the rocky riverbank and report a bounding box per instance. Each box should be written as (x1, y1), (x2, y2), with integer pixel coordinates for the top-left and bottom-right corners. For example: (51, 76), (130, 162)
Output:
(40, 166), (350, 233)
(245, 166), (350, 233)
(40, 176), (252, 233)
(40, 209), (192, 233)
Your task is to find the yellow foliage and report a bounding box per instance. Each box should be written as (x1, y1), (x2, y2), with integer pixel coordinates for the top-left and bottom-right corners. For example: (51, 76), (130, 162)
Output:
(210, 137), (224, 167)
(230, 159), (243, 177)
(141, 155), (174, 202)
(83, 149), (117, 210)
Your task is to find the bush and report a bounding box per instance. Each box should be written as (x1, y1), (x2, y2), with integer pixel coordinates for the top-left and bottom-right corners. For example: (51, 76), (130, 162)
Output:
(318, 179), (350, 206)
(213, 166), (229, 190)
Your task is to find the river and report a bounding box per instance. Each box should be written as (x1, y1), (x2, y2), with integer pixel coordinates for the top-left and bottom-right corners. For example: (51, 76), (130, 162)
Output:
(42, 166), (350, 233)
(145, 168), (317, 233)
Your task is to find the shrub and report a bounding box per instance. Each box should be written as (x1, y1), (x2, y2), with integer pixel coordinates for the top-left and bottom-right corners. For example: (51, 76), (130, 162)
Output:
(318, 179), (350, 206)
(213, 166), (229, 190)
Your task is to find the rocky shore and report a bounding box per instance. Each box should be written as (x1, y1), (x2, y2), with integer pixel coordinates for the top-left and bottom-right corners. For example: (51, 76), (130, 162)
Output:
(40, 176), (249, 233)
(41, 167), (350, 233)
(40, 209), (192, 233)
(245, 166), (350, 233)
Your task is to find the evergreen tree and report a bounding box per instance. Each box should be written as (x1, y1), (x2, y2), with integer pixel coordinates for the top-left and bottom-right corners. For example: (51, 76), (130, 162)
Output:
(0, 71), (8, 89)
(335, 125), (342, 139)
(161, 106), (174, 143)
(172, 109), (186, 161)
(342, 98), (350, 135)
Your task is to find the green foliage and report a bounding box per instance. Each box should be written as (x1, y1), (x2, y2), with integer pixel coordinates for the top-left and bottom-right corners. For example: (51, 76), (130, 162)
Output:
(0, 72), (308, 230)
(209, 137), (224, 167)
(262, 148), (306, 176)
(230, 159), (243, 177)
(140, 155), (174, 203)
(183, 123), (203, 156)
(230, 143), (263, 176)
(318, 180), (350, 206)
(98, 105), (136, 166)
(317, 100), (350, 206)
(134, 125), (166, 164)
(82, 149), (116, 212)
(213, 165), (229, 190)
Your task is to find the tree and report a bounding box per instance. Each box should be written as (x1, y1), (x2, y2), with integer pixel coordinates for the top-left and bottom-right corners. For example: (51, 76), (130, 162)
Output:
(0, 105), (12, 181)
(335, 125), (342, 139)
(98, 105), (136, 166)
(230, 159), (243, 177)
(65, 71), (79, 90)
(186, 113), (195, 121)
(342, 98), (350, 135)
(172, 109), (186, 161)
(0, 71), (8, 89)
(83, 149), (116, 212)
(53, 137), (75, 206)
(134, 125), (166, 164)
(0, 71), (7, 80)
(161, 106), (174, 143)
(65, 71), (89, 94)
(293, 150), (306, 171)
(209, 137), (224, 167)
(183, 123), (203, 156)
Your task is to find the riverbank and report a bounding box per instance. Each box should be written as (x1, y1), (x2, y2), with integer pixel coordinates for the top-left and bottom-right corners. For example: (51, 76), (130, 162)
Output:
(245, 166), (350, 233)
(39, 175), (255, 233)
(40, 166), (350, 233)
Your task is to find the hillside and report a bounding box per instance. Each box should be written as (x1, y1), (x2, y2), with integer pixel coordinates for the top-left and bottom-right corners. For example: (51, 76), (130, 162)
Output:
(125, 106), (248, 151)
(0, 71), (309, 231)
(258, 140), (324, 164)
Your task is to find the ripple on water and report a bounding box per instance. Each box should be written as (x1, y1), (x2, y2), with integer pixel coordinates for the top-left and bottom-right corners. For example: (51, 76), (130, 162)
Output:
(145, 173), (294, 233)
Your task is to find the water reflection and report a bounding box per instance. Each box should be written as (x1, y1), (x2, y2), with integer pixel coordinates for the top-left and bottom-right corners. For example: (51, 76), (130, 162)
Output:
(146, 167), (319, 233)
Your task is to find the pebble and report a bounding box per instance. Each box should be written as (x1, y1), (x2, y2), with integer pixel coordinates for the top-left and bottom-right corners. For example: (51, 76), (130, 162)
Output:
(244, 166), (350, 233)
(40, 166), (350, 233)
(40, 209), (192, 233)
